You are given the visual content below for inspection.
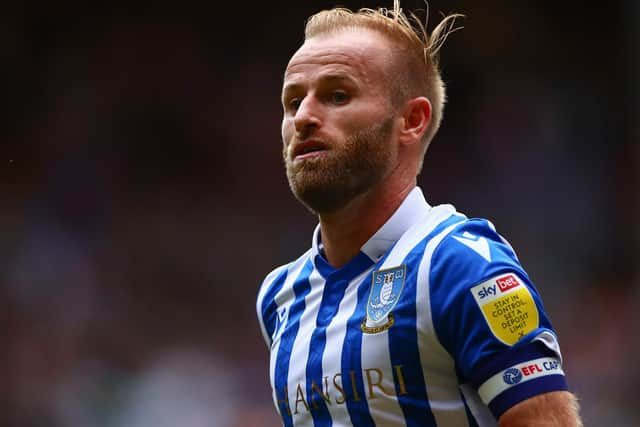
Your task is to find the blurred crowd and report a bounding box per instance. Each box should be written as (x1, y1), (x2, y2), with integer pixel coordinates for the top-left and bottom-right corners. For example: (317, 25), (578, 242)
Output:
(1, 1), (638, 426)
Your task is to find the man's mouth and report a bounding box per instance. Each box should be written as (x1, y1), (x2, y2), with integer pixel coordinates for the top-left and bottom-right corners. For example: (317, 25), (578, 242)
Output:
(292, 139), (328, 160)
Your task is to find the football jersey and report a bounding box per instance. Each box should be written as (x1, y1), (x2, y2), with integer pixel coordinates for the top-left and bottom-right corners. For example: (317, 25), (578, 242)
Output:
(256, 187), (568, 426)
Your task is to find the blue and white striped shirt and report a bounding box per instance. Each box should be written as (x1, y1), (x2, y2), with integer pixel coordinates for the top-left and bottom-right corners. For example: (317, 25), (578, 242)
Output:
(257, 187), (567, 426)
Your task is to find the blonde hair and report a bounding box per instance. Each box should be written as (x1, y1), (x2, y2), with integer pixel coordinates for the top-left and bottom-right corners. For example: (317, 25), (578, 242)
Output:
(304, 1), (463, 171)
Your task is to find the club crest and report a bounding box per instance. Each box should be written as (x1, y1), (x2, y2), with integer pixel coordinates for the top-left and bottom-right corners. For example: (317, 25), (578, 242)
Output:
(361, 265), (406, 333)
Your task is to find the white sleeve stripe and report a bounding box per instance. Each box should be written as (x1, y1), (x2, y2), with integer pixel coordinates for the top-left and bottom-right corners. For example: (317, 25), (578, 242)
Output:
(256, 264), (288, 346)
(478, 357), (564, 404)
(533, 330), (563, 363)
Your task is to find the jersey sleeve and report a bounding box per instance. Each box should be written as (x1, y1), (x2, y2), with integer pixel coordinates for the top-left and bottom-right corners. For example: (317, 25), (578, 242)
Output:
(256, 264), (289, 348)
(428, 218), (568, 418)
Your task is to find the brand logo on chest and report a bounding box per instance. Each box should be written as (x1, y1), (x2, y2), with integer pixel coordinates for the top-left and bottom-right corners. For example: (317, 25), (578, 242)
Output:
(272, 306), (288, 343)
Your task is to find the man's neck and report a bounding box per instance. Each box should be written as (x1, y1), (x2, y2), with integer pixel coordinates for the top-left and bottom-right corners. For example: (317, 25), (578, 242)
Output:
(318, 179), (416, 268)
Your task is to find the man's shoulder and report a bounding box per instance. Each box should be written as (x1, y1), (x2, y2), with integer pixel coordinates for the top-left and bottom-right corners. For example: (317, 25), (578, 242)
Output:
(258, 248), (313, 295)
(394, 203), (464, 248)
(432, 217), (517, 265)
(399, 209), (523, 286)
(393, 204), (494, 256)
(256, 248), (313, 343)
(425, 215), (529, 297)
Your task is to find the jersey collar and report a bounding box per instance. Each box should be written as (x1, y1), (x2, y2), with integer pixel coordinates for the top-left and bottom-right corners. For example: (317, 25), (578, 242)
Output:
(311, 186), (431, 265)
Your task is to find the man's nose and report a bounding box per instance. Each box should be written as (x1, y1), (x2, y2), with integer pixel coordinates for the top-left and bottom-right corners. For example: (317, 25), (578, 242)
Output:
(293, 96), (322, 134)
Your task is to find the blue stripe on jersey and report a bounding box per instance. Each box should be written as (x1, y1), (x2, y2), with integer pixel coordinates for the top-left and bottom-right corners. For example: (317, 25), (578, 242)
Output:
(261, 267), (289, 346)
(388, 214), (464, 427)
(274, 260), (314, 426)
(305, 278), (351, 427)
(388, 240), (438, 427)
(341, 276), (377, 426)
(314, 250), (374, 280)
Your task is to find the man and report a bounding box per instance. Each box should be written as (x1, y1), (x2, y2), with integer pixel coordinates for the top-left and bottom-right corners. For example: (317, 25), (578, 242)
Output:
(257, 2), (582, 426)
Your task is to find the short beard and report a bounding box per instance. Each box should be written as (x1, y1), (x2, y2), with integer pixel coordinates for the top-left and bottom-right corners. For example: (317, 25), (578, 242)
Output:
(283, 116), (395, 215)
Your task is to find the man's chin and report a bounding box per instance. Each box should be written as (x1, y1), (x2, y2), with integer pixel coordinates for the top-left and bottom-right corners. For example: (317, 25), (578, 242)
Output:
(289, 181), (353, 215)
(287, 156), (328, 174)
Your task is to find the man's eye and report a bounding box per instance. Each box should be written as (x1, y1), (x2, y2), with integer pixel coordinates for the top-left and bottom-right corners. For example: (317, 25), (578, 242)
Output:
(289, 98), (302, 110)
(331, 91), (349, 104)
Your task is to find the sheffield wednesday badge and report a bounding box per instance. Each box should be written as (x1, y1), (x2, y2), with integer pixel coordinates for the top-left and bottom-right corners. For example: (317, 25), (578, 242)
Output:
(361, 265), (406, 333)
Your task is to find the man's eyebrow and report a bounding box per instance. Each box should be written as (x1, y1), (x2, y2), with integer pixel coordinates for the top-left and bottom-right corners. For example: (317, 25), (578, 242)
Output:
(281, 82), (303, 97)
(319, 73), (356, 83)
(282, 73), (357, 96)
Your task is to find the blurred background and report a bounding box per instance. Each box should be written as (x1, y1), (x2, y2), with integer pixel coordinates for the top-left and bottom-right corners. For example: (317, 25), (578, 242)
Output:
(1, 0), (638, 425)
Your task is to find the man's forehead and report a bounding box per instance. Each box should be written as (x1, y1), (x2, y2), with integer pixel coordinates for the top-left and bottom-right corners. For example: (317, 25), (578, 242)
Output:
(284, 29), (393, 80)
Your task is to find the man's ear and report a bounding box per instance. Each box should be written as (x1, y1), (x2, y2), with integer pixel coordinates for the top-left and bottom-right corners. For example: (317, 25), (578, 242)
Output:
(398, 97), (431, 146)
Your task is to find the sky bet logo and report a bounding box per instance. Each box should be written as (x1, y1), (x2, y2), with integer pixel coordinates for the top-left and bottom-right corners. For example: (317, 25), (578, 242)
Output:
(477, 285), (497, 299)
(475, 274), (521, 300)
(496, 275), (520, 292)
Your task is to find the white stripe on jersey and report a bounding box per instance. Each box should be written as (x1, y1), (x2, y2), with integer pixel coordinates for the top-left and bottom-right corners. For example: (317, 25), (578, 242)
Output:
(417, 219), (499, 426)
(285, 268), (326, 424)
(360, 324), (404, 425)
(416, 219), (470, 426)
(321, 267), (373, 423)
(265, 252), (311, 411)
(256, 263), (290, 346)
(460, 384), (496, 426)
